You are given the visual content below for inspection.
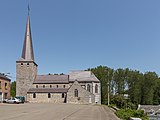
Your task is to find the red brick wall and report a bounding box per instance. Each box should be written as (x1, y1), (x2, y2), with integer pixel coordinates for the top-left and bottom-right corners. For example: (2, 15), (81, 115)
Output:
(0, 78), (11, 99)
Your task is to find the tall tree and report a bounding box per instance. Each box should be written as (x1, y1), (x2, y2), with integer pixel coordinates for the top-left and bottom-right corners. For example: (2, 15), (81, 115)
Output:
(141, 72), (158, 104)
(127, 70), (143, 104)
(10, 81), (16, 97)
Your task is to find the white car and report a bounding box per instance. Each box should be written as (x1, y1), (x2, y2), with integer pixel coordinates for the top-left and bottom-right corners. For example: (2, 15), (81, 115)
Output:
(6, 98), (21, 104)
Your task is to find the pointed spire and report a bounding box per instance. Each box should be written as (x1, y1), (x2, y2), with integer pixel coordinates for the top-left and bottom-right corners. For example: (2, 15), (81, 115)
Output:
(21, 12), (34, 61)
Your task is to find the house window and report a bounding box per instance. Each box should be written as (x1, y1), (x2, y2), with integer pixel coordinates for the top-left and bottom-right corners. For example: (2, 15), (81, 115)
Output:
(74, 89), (78, 97)
(33, 93), (36, 98)
(95, 84), (98, 93)
(48, 93), (51, 98)
(63, 85), (65, 88)
(5, 83), (7, 90)
(36, 85), (38, 88)
(57, 85), (58, 88)
(50, 85), (52, 88)
(43, 85), (45, 88)
(87, 84), (91, 92)
(62, 93), (65, 98)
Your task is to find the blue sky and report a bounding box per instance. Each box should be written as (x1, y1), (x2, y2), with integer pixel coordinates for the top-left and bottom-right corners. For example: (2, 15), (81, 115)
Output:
(1, 0), (160, 81)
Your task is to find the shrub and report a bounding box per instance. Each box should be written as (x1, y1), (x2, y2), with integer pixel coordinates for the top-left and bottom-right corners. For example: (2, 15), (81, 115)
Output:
(116, 109), (149, 120)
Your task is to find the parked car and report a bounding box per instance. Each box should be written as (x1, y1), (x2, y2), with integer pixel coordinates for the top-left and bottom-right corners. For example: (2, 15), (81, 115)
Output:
(2, 99), (8, 103)
(15, 96), (25, 103)
(6, 98), (21, 104)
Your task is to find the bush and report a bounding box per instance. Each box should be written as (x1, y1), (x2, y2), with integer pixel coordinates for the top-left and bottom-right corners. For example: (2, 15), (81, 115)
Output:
(116, 109), (149, 120)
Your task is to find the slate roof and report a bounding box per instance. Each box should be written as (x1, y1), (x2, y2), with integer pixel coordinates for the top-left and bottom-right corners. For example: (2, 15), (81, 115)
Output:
(69, 70), (100, 83)
(0, 73), (11, 81)
(33, 75), (69, 84)
(21, 15), (34, 61)
(27, 88), (68, 93)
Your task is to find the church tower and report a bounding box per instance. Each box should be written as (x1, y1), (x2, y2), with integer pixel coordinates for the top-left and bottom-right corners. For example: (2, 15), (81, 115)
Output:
(16, 13), (38, 99)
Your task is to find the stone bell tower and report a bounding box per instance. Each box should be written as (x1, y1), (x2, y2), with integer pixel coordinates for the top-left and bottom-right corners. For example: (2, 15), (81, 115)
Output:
(16, 12), (38, 99)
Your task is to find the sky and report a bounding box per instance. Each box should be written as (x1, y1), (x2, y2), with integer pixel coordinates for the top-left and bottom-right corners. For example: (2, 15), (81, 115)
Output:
(1, 0), (160, 81)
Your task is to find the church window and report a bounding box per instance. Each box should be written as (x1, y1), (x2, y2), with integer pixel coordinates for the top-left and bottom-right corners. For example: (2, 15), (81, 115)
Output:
(95, 84), (98, 93)
(62, 93), (65, 98)
(33, 93), (36, 98)
(74, 89), (78, 97)
(87, 84), (91, 92)
(48, 93), (51, 98)
(57, 85), (58, 88)
(63, 85), (65, 88)
(43, 85), (45, 88)
(36, 85), (38, 88)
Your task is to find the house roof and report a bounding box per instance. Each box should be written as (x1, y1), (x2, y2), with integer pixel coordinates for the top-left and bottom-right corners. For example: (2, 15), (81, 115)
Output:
(0, 73), (11, 81)
(33, 74), (69, 84)
(27, 88), (68, 93)
(69, 70), (100, 82)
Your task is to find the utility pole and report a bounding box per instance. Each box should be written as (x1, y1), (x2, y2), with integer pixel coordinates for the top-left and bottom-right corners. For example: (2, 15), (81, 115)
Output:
(108, 81), (110, 106)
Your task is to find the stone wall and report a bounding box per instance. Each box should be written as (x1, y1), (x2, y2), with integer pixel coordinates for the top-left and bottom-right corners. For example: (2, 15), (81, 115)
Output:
(92, 82), (101, 104)
(16, 61), (37, 99)
(67, 81), (95, 104)
(27, 93), (66, 103)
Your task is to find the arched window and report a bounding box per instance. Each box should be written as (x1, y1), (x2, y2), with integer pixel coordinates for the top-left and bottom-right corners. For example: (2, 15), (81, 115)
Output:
(57, 85), (59, 88)
(87, 84), (91, 92)
(74, 89), (78, 97)
(43, 85), (45, 88)
(48, 93), (51, 98)
(95, 84), (98, 93)
(50, 85), (52, 88)
(33, 93), (36, 98)
(36, 85), (38, 88)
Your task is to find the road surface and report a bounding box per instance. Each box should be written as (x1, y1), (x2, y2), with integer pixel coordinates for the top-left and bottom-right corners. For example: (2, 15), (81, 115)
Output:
(0, 103), (119, 120)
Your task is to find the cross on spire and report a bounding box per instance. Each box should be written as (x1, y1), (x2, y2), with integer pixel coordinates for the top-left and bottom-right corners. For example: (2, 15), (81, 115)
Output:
(28, 4), (30, 16)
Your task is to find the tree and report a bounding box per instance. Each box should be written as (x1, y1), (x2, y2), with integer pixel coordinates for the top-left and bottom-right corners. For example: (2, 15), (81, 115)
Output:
(141, 72), (158, 104)
(10, 81), (16, 97)
(89, 65), (160, 105)
(127, 70), (143, 104)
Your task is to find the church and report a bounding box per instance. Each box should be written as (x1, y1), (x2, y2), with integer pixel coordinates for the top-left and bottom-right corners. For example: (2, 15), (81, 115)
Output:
(16, 13), (101, 104)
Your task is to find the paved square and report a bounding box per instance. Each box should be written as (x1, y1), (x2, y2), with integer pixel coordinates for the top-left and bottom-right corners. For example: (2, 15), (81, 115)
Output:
(0, 103), (119, 120)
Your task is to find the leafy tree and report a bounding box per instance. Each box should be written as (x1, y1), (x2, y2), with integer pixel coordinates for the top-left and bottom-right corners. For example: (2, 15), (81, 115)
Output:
(10, 81), (16, 97)
(127, 70), (143, 104)
(89, 65), (160, 105)
(141, 72), (158, 104)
